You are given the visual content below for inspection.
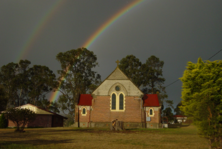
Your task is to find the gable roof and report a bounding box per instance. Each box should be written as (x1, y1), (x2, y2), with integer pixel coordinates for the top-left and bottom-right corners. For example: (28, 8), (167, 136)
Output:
(106, 67), (128, 80)
(143, 94), (160, 107)
(15, 104), (67, 119)
(92, 66), (143, 95)
(78, 94), (92, 106)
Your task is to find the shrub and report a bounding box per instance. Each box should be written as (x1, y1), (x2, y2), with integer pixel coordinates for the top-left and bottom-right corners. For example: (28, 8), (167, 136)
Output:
(5, 108), (36, 132)
(0, 113), (8, 128)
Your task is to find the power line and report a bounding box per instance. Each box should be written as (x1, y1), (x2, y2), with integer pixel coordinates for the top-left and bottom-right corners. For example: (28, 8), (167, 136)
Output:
(208, 49), (222, 60)
(165, 79), (180, 88)
(165, 49), (222, 88)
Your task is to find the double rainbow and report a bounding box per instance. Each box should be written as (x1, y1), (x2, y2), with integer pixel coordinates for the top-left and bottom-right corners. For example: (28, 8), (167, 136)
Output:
(17, 0), (65, 62)
(16, 0), (144, 104)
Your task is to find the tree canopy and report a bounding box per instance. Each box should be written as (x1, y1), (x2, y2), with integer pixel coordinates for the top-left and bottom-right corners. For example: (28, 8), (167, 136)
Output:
(119, 55), (143, 88)
(119, 55), (168, 105)
(0, 60), (59, 111)
(174, 101), (184, 115)
(143, 55), (165, 94)
(0, 85), (8, 111)
(56, 48), (101, 116)
(180, 58), (222, 148)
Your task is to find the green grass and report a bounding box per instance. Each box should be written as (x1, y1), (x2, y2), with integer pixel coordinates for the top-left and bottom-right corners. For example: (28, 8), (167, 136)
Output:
(0, 125), (208, 149)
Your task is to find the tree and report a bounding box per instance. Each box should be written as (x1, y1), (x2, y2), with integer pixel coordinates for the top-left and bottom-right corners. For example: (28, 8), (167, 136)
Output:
(180, 58), (222, 149)
(119, 55), (143, 88)
(0, 85), (8, 112)
(0, 113), (8, 128)
(36, 98), (59, 113)
(27, 65), (59, 105)
(143, 55), (165, 93)
(0, 60), (58, 109)
(174, 101), (184, 115)
(143, 56), (168, 112)
(56, 48), (101, 116)
(162, 107), (174, 121)
(119, 55), (168, 109)
(5, 108), (36, 132)
(162, 100), (174, 121)
(0, 62), (19, 107)
(165, 100), (174, 109)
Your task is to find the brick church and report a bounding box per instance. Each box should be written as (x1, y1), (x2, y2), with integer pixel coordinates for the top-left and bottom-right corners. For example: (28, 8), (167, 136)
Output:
(74, 61), (161, 128)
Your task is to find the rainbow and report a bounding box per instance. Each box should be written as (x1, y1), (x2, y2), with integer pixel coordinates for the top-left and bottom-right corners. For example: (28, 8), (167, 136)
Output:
(82, 0), (143, 49)
(48, 0), (144, 104)
(16, 0), (65, 62)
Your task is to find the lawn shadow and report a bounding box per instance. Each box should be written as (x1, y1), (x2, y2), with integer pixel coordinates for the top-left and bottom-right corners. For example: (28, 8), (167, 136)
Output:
(180, 124), (190, 127)
(0, 138), (74, 148)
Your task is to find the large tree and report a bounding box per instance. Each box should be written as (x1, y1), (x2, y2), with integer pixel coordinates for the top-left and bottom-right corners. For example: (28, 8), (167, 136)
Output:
(143, 55), (168, 107)
(0, 60), (58, 111)
(119, 55), (168, 106)
(0, 62), (18, 107)
(56, 48), (101, 116)
(0, 85), (8, 112)
(180, 58), (222, 149)
(119, 55), (143, 88)
(162, 107), (174, 121)
(174, 101), (184, 115)
(143, 55), (165, 93)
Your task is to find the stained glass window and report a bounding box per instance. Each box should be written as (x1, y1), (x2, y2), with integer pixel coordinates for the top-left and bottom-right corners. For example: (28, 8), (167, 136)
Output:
(150, 109), (153, 115)
(119, 94), (123, 110)
(112, 94), (116, 110)
(115, 86), (120, 91)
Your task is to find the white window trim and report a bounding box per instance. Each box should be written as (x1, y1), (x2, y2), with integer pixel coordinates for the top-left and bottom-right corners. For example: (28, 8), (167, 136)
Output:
(148, 108), (154, 117)
(110, 92), (125, 112)
(81, 107), (87, 116)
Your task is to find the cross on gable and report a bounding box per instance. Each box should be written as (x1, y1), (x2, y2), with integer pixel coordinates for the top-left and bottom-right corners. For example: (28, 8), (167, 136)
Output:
(116, 60), (120, 67)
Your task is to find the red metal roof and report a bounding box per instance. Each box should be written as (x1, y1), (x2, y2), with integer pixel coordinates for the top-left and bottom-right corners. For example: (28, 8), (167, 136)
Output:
(78, 94), (92, 106)
(143, 94), (160, 107)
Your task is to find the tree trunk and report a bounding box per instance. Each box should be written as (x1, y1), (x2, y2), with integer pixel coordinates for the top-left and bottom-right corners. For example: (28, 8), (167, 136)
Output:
(209, 139), (212, 149)
(220, 124), (222, 149)
(15, 122), (20, 132)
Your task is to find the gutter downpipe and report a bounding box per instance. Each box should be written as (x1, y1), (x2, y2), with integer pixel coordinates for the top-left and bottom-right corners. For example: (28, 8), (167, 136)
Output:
(88, 106), (90, 128)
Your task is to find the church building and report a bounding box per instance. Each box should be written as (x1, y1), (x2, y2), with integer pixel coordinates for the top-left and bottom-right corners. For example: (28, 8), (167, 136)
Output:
(74, 61), (161, 129)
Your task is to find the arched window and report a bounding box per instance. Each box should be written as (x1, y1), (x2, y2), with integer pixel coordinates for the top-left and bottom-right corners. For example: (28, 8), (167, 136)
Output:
(119, 94), (123, 110)
(83, 108), (86, 114)
(112, 94), (116, 110)
(150, 109), (153, 116)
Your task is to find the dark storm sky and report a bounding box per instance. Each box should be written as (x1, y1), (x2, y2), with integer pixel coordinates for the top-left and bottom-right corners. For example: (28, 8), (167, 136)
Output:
(1, 0), (222, 108)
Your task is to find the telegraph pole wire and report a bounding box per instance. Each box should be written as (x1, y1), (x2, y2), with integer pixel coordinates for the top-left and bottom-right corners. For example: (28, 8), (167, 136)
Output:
(165, 49), (222, 88)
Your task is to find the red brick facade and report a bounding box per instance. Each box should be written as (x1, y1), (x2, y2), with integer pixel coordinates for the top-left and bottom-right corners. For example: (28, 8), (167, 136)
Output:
(145, 109), (161, 123)
(90, 96), (143, 122)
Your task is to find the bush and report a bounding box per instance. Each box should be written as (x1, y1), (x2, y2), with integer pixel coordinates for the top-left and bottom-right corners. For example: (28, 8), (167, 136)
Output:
(5, 108), (36, 132)
(0, 113), (8, 128)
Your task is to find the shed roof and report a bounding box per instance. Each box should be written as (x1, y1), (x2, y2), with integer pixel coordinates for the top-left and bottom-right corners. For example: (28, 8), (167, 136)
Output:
(78, 94), (92, 106)
(143, 94), (160, 107)
(22, 104), (67, 119)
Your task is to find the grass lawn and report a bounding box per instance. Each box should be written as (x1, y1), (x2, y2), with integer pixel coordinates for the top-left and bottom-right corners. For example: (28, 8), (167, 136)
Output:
(0, 124), (208, 149)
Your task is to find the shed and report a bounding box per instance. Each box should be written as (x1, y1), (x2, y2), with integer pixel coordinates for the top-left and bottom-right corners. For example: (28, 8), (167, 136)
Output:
(7, 104), (67, 128)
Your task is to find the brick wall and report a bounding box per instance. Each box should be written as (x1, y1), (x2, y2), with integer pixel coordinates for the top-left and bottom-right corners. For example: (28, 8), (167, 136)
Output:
(52, 115), (64, 127)
(78, 109), (90, 122)
(8, 115), (52, 127)
(146, 109), (160, 124)
(90, 96), (143, 123)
